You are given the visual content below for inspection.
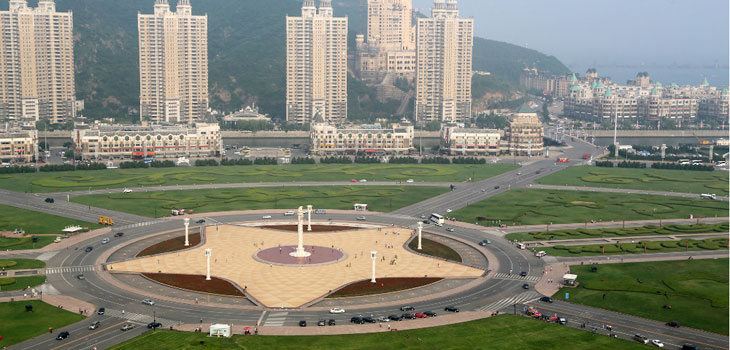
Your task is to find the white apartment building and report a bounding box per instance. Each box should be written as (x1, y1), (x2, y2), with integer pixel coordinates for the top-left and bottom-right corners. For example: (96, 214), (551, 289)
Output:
(310, 117), (414, 155)
(440, 124), (501, 155)
(73, 123), (221, 161)
(286, 0), (348, 125)
(0, 128), (37, 163)
(138, 0), (208, 124)
(0, 0), (75, 125)
(506, 104), (544, 156)
(355, 0), (416, 80)
(415, 0), (473, 124)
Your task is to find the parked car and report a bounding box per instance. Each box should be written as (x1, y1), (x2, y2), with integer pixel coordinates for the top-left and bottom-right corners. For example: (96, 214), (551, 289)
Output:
(328, 319), (336, 326)
(329, 308), (345, 314)
(55, 331), (70, 340)
(299, 320), (307, 327)
(45, 197), (55, 203)
(142, 298), (155, 305)
(401, 313), (416, 319)
(650, 339), (665, 348)
(423, 311), (437, 317)
(400, 306), (415, 311)
(84, 246), (93, 252)
(362, 317), (376, 323)
(350, 316), (364, 324)
(377, 316), (390, 322)
(540, 296), (553, 303)
(114, 232), (124, 237)
(147, 322), (162, 329)
(97, 307), (105, 315)
(558, 317), (567, 325)
(666, 321), (680, 328)
(388, 314), (403, 321)
(633, 334), (649, 344)
(414, 312), (427, 318)
(317, 319), (326, 326)
(121, 324), (135, 331)
(479, 239), (491, 246)
(88, 321), (100, 330)
(444, 306), (459, 312)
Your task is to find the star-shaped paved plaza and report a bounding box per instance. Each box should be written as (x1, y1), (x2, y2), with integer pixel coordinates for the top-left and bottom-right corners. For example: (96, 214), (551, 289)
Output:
(107, 224), (485, 308)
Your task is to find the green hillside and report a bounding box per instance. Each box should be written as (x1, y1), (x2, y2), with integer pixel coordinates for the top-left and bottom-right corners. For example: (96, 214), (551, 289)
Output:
(2, 0), (569, 121)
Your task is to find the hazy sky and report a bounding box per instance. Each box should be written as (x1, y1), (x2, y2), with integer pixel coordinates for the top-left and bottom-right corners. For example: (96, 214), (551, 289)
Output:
(414, 0), (729, 68)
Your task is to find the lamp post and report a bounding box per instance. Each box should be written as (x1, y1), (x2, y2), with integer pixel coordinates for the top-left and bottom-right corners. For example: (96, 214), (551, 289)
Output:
(417, 221), (423, 250)
(184, 218), (190, 246)
(370, 251), (377, 283)
(205, 249), (212, 280)
(306, 205), (312, 231)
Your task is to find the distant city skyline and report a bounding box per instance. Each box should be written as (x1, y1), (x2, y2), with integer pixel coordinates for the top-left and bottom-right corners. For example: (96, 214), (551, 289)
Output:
(414, 0), (729, 85)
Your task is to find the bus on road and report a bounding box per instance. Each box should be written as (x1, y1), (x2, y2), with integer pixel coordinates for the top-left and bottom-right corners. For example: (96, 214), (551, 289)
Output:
(430, 213), (445, 226)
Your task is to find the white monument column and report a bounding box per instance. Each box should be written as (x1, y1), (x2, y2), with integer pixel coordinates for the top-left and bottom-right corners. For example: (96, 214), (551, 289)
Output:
(290, 206), (311, 257)
(370, 251), (377, 283)
(184, 218), (190, 246)
(307, 205), (313, 231)
(417, 222), (423, 250)
(205, 248), (212, 280)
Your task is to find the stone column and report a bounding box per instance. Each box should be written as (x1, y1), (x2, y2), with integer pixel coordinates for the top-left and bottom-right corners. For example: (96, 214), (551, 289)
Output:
(307, 205), (312, 231)
(370, 251), (377, 283)
(417, 221), (423, 250)
(184, 218), (190, 246)
(290, 206), (311, 257)
(205, 248), (212, 280)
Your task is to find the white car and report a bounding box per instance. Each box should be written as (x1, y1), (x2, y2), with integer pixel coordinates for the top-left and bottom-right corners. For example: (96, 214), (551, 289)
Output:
(359, 179), (367, 182)
(356, 216), (366, 221)
(446, 227), (454, 232)
(446, 209), (452, 213)
(122, 188), (132, 193)
(142, 299), (155, 306)
(406, 179), (414, 183)
(101, 238), (110, 244)
(262, 215), (272, 219)
(650, 339), (664, 348)
(283, 211), (295, 216)
(329, 308), (345, 314)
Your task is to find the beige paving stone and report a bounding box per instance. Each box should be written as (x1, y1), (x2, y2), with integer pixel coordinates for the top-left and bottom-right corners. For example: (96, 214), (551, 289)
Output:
(108, 225), (484, 308)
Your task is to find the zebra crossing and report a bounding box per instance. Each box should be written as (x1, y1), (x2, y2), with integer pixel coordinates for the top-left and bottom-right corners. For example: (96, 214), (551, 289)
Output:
(45, 265), (95, 274)
(117, 220), (166, 230)
(104, 309), (178, 326)
(263, 312), (288, 326)
(478, 291), (542, 312)
(492, 272), (540, 282)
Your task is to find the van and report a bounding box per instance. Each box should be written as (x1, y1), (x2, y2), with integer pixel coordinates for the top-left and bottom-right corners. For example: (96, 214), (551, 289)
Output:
(516, 242), (526, 250)
(535, 251), (547, 257)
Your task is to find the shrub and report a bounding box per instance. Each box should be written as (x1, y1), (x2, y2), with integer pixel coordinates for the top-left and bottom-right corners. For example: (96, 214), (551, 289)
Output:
(617, 161), (646, 168)
(119, 161), (149, 169)
(290, 157), (315, 164)
(452, 157), (486, 164)
(651, 162), (714, 171)
(0, 165), (36, 174)
(150, 160), (176, 168)
(253, 157), (277, 165)
(354, 157), (380, 164)
(320, 156), (352, 164)
(389, 157), (419, 164)
(594, 161), (614, 167)
(421, 157), (450, 164)
(220, 158), (253, 166)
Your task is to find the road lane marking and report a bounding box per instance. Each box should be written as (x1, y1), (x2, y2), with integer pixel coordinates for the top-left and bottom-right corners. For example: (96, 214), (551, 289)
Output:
(50, 320), (127, 350)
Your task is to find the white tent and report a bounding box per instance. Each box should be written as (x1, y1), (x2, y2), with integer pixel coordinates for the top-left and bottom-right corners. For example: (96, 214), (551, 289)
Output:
(563, 274), (578, 286)
(209, 324), (231, 338)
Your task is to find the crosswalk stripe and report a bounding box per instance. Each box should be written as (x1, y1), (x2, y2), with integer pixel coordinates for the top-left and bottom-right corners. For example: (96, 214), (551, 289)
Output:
(45, 265), (95, 274)
(492, 273), (540, 282)
(264, 312), (288, 326)
(478, 291), (541, 312)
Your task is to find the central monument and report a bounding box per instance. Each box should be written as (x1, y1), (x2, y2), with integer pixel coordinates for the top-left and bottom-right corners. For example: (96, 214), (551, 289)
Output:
(290, 206), (312, 258)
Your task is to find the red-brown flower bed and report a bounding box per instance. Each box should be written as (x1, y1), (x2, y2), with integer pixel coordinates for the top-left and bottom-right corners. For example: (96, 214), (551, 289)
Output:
(261, 224), (357, 232)
(142, 272), (245, 297)
(136, 233), (201, 257)
(326, 277), (443, 298)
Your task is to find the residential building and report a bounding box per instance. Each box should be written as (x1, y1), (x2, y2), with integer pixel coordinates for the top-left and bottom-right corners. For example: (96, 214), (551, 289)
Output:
(0, 0), (75, 125)
(0, 127), (37, 163)
(505, 104), (544, 156)
(355, 0), (416, 81)
(286, 0), (348, 125)
(138, 0), (208, 124)
(440, 123), (501, 155)
(73, 123), (221, 161)
(519, 68), (572, 97)
(414, 0), (473, 124)
(310, 116), (413, 155)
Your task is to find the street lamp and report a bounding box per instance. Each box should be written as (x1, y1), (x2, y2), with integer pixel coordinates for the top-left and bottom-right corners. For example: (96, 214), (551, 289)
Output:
(370, 251), (377, 283)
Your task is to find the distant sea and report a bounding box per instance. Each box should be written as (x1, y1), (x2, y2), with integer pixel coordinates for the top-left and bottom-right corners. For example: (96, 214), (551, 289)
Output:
(568, 64), (729, 87)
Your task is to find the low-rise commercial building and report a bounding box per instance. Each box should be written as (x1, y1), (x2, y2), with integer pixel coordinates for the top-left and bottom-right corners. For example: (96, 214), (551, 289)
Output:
(0, 128), (37, 163)
(440, 124), (501, 155)
(73, 123), (222, 161)
(310, 117), (414, 156)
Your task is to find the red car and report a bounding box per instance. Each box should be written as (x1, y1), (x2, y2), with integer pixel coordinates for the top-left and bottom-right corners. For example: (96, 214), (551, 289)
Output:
(351, 179), (357, 182)
(414, 312), (427, 318)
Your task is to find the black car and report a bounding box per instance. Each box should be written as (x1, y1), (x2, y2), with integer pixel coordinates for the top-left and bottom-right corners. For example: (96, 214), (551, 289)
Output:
(401, 313), (416, 319)
(114, 232), (124, 237)
(478, 239), (491, 246)
(317, 319), (326, 326)
(388, 314), (403, 321)
(494, 185), (500, 189)
(97, 307), (105, 315)
(666, 321), (680, 328)
(55, 331), (70, 340)
(423, 311), (437, 317)
(444, 306), (459, 312)
(350, 316), (364, 324)
(681, 345), (698, 350)
(422, 219), (429, 224)
(362, 317), (376, 323)
(328, 319), (336, 326)
(84, 246), (93, 252)
(540, 296), (553, 303)
(45, 197), (55, 203)
(522, 283), (530, 289)
(147, 322), (162, 329)
(520, 271), (528, 277)
(196, 219), (206, 224)
(400, 306), (415, 311)
(299, 320), (307, 327)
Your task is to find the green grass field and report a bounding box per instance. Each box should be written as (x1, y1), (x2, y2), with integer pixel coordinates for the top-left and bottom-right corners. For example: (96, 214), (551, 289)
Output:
(537, 166), (729, 194)
(0, 275), (46, 291)
(0, 164), (518, 193)
(0, 204), (102, 235)
(0, 258), (46, 270)
(544, 237), (728, 256)
(506, 222), (729, 241)
(71, 186), (449, 218)
(0, 300), (86, 347)
(556, 259), (729, 334)
(451, 189), (729, 226)
(108, 314), (646, 350)
(0, 236), (57, 251)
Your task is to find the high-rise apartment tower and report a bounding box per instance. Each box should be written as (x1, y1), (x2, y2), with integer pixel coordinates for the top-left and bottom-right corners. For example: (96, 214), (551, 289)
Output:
(138, 0), (208, 124)
(286, 0), (348, 125)
(0, 0), (75, 124)
(415, 0), (473, 124)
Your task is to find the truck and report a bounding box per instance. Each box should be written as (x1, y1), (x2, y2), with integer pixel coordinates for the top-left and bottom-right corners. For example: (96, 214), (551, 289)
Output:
(699, 193), (716, 200)
(98, 216), (114, 225)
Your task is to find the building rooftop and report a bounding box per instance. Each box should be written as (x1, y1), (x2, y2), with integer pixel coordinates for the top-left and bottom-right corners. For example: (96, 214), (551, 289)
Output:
(515, 103), (535, 114)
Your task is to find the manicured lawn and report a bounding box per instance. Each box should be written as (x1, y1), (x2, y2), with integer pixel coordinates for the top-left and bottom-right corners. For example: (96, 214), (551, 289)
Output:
(0, 204), (102, 235)
(0, 258), (46, 270)
(555, 259), (729, 334)
(0, 164), (518, 193)
(506, 222), (729, 241)
(537, 166), (729, 194)
(451, 189), (729, 227)
(0, 300), (86, 347)
(0, 275), (47, 291)
(327, 277), (443, 298)
(108, 314), (646, 350)
(544, 237), (728, 257)
(71, 186), (449, 218)
(0, 236), (57, 251)
(407, 237), (462, 262)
